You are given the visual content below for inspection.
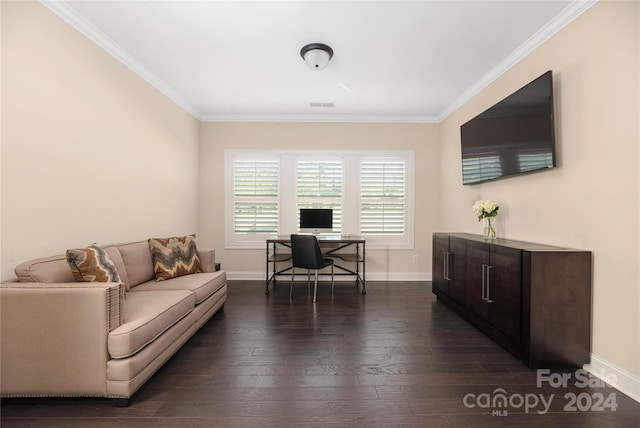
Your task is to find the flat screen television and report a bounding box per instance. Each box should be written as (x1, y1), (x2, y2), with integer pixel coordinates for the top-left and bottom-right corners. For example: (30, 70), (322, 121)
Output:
(461, 70), (556, 185)
(299, 208), (333, 234)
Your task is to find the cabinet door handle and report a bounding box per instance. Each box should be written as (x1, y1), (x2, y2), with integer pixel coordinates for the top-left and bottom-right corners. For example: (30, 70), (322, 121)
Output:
(443, 252), (448, 280)
(444, 252), (451, 280)
(486, 265), (494, 303)
(481, 264), (487, 301)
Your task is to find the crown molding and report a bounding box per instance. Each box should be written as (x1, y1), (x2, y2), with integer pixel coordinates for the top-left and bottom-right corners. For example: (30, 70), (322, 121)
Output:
(40, 0), (596, 125)
(200, 113), (440, 124)
(438, 0), (598, 122)
(39, 0), (433, 124)
(39, 0), (202, 120)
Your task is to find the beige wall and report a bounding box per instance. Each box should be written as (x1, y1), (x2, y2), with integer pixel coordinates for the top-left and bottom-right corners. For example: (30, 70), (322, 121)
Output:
(440, 1), (639, 380)
(1, 1), (200, 279)
(199, 122), (439, 279)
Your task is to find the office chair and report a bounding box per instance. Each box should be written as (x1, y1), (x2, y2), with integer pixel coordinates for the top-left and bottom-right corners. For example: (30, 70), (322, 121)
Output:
(290, 234), (334, 303)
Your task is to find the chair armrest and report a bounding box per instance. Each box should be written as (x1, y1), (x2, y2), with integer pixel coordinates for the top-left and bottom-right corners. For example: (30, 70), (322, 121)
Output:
(198, 248), (216, 273)
(0, 281), (124, 396)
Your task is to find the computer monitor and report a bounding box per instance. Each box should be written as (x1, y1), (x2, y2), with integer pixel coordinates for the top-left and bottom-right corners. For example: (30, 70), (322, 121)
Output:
(299, 208), (333, 234)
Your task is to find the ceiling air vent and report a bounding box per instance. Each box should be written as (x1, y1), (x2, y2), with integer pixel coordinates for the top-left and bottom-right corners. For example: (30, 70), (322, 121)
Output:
(309, 102), (335, 108)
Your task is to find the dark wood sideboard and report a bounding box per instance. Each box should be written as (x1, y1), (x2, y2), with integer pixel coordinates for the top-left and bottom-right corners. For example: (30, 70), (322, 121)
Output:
(432, 233), (592, 368)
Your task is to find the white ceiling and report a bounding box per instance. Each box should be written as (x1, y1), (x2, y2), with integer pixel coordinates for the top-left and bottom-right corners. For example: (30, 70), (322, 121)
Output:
(43, 1), (595, 123)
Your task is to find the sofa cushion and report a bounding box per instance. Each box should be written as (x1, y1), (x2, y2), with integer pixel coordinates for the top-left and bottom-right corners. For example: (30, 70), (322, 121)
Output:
(130, 271), (226, 305)
(15, 254), (75, 283)
(102, 246), (130, 291)
(117, 241), (155, 288)
(198, 248), (216, 273)
(148, 235), (201, 281)
(108, 290), (195, 359)
(66, 245), (121, 283)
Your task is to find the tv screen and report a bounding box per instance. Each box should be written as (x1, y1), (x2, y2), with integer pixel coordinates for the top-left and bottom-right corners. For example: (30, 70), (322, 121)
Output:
(461, 70), (556, 185)
(299, 208), (333, 233)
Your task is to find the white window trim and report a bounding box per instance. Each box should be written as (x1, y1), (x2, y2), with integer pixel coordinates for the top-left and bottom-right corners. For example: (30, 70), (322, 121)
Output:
(225, 150), (415, 250)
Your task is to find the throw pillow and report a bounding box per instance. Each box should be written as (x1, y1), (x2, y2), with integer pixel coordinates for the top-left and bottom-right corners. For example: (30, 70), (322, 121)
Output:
(66, 244), (122, 283)
(148, 235), (201, 281)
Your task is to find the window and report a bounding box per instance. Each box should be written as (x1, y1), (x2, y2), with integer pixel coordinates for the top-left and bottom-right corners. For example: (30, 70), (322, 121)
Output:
(225, 150), (414, 249)
(226, 156), (279, 246)
(297, 160), (342, 232)
(360, 160), (406, 234)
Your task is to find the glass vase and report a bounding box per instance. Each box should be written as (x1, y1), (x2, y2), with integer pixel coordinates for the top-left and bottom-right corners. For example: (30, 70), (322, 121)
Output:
(483, 217), (497, 239)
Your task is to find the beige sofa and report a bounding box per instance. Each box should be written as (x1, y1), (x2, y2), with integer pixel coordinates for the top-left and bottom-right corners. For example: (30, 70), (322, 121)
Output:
(0, 240), (227, 405)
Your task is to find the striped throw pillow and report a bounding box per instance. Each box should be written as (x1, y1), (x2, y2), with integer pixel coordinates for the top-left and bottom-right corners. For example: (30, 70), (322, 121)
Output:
(148, 235), (201, 281)
(66, 244), (121, 283)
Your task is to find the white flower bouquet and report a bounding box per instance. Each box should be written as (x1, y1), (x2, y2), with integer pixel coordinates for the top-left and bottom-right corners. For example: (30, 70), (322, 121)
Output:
(472, 200), (499, 238)
(472, 199), (499, 220)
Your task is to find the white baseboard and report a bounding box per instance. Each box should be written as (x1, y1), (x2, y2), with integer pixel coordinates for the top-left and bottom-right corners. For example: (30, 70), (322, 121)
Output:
(226, 271), (267, 281)
(584, 354), (640, 403)
(226, 271), (431, 282)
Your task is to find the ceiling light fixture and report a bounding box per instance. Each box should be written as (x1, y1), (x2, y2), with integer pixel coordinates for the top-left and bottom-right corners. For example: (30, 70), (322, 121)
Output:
(300, 43), (333, 70)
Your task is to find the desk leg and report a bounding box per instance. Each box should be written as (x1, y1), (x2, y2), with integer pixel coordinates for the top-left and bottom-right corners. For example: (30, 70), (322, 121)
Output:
(265, 242), (270, 294)
(361, 242), (366, 294)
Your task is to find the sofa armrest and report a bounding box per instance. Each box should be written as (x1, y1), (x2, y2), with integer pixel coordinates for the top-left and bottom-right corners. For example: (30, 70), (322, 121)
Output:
(0, 281), (125, 396)
(198, 248), (216, 273)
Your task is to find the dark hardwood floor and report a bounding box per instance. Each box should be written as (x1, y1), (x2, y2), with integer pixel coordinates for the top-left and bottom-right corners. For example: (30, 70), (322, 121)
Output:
(2, 280), (639, 427)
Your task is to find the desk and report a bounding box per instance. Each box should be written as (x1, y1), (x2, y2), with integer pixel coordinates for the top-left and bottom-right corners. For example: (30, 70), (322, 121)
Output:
(265, 235), (366, 295)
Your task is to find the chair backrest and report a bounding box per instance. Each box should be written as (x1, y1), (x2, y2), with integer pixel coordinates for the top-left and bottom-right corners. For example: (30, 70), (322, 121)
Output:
(290, 234), (324, 269)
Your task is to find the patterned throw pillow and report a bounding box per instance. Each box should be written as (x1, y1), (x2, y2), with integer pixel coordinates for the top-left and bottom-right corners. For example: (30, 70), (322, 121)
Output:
(148, 235), (201, 281)
(66, 244), (122, 283)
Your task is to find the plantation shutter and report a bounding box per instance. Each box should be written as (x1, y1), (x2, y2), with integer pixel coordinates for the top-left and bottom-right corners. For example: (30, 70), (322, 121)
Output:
(296, 160), (342, 232)
(226, 149), (414, 249)
(233, 159), (279, 234)
(360, 160), (406, 234)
